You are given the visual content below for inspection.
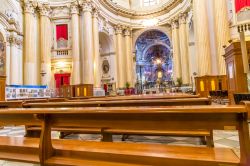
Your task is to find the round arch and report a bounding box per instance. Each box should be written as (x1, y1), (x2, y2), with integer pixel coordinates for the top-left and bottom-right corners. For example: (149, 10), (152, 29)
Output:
(132, 26), (172, 52)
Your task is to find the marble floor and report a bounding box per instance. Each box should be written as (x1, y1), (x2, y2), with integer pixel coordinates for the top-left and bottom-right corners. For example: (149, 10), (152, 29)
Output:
(0, 124), (246, 166)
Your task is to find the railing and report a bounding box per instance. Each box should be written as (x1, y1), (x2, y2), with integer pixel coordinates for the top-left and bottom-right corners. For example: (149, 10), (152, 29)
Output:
(52, 48), (72, 59)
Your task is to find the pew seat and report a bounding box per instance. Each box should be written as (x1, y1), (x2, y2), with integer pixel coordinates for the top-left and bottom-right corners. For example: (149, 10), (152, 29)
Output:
(47, 139), (239, 166)
(0, 135), (239, 166)
(0, 136), (39, 164)
(25, 126), (213, 146)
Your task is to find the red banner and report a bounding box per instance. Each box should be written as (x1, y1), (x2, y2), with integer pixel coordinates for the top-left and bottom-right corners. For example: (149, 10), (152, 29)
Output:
(56, 24), (68, 40)
(235, 0), (250, 13)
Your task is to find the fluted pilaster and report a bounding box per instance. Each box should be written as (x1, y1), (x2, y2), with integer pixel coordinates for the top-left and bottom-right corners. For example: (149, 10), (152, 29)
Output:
(71, 3), (81, 85)
(179, 13), (190, 84)
(193, 0), (212, 76)
(171, 20), (182, 83)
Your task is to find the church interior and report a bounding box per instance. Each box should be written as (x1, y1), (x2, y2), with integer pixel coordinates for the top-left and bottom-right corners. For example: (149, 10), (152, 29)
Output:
(0, 0), (249, 165)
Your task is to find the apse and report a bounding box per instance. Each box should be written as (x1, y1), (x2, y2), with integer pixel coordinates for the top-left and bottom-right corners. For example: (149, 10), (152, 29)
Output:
(135, 30), (172, 87)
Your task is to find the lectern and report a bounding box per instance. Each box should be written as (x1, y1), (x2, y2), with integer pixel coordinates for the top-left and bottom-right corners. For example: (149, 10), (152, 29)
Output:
(223, 42), (250, 104)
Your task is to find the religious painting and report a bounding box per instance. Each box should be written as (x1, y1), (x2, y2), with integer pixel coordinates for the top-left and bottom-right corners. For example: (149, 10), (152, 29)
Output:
(102, 59), (110, 74)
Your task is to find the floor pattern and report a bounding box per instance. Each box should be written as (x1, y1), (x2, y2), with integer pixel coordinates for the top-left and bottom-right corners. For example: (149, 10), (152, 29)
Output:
(0, 125), (245, 166)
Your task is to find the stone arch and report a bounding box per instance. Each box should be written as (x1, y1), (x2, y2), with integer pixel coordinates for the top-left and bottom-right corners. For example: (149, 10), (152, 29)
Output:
(142, 42), (171, 60)
(132, 26), (172, 52)
(99, 31), (115, 55)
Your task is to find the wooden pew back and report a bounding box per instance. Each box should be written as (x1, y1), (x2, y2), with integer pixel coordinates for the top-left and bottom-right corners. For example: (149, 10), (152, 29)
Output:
(0, 105), (248, 165)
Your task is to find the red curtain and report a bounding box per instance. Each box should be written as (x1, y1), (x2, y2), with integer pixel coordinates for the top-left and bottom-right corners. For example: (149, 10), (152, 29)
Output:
(54, 73), (71, 88)
(56, 24), (68, 40)
(235, 0), (250, 13)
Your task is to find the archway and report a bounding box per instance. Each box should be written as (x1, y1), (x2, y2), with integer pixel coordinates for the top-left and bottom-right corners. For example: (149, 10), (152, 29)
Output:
(135, 30), (172, 92)
(99, 32), (115, 92)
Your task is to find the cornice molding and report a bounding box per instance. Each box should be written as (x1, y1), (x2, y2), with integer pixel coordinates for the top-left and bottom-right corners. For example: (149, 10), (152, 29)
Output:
(99, 0), (183, 19)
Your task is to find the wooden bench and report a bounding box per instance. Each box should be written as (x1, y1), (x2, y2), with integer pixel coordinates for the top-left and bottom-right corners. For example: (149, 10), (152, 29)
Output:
(23, 97), (213, 146)
(67, 94), (201, 102)
(23, 98), (211, 108)
(0, 101), (23, 108)
(0, 105), (248, 165)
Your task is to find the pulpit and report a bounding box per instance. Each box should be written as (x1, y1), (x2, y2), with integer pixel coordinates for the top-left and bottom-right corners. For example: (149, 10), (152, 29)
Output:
(223, 42), (250, 104)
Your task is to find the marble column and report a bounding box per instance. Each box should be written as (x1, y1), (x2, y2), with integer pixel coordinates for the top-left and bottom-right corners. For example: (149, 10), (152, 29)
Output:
(23, 2), (38, 85)
(82, 2), (94, 84)
(213, 0), (231, 75)
(124, 28), (133, 86)
(92, 10), (101, 88)
(179, 13), (190, 84)
(115, 25), (126, 88)
(171, 20), (182, 83)
(193, 0), (212, 76)
(39, 4), (52, 87)
(71, 3), (81, 85)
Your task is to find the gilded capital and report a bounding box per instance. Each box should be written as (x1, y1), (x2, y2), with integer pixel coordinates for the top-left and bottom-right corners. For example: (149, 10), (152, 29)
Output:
(115, 25), (123, 35)
(92, 9), (99, 18)
(23, 1), (35, 14)
(82, 2), (92, 13)
(71, 3), (79, 15)
(38, 4), (51, 17)
(179, 13), (187, 25)
(171, 20), (179, 29)
(124, 28), (131, 36)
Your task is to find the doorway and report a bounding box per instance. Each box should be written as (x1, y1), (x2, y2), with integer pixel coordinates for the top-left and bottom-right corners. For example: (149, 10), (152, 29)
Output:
(54, 73), (71, 88)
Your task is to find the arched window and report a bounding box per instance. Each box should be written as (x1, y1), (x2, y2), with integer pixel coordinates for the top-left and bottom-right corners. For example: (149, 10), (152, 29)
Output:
(143, 0), (157, 6)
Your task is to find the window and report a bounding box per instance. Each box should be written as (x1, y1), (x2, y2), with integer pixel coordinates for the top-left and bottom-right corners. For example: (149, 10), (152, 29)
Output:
(143, 0), (157, 6)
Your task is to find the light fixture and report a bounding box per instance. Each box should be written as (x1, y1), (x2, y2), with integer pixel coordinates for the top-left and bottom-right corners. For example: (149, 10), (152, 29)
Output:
(56, 61), (66, 68)
(142, 18), (159, 27)
(156, 58), (162, 65)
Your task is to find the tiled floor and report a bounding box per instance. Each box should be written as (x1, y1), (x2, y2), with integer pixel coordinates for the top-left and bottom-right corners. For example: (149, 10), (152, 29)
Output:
(0, 124), (247, 166)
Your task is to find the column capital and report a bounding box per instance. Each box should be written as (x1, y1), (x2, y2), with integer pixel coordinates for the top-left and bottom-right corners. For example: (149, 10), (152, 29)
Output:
(115, 25), (123, 35)
(70, 2), (79, 15)
(179, 13), (187, 25)
(171, 20), (179, 29)
(23, 1), (36, 14)
(92, 9), (99, 18)
(124, 28), (131, 36)
(81, 2), (93, 13)
(38, 3), (51, 17)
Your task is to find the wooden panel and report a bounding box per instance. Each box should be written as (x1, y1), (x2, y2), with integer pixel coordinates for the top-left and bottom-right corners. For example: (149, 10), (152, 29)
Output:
(224, 42), (250, 104)
(195, 75), (228, 97)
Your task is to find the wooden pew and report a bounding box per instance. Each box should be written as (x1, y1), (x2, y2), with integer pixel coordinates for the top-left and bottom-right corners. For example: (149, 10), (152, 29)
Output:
(0, 105), (248, 165)
(23, 98), (211, 108)
(68, 93), (201, 102)
(0, 101), (23, 108)
(23, 97), (213, 146)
